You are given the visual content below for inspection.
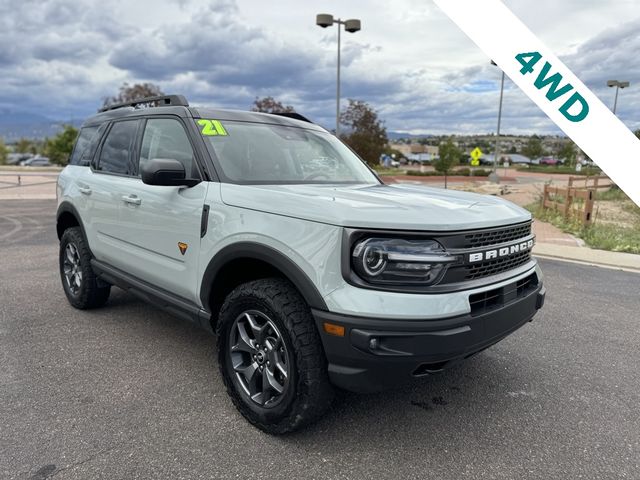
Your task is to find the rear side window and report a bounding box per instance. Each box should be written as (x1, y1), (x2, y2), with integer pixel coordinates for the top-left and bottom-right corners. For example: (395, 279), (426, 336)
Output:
(97, 120), (139, 175)
(69, 125), (104, 166)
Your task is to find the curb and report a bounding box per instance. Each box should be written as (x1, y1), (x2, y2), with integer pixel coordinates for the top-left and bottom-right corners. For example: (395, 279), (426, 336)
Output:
(533, 243), (640, 274)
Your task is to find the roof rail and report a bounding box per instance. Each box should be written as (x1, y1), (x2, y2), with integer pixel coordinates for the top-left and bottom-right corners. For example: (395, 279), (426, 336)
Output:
(269, 112), (314, 124)
(99, 94), (189, 113)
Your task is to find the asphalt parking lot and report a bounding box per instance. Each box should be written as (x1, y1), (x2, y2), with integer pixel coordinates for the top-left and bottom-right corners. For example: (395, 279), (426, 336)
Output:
(1, 199), (639, 479)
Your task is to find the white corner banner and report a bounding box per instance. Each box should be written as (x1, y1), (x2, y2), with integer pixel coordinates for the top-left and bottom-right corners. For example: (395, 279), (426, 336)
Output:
(434, 0), (640, 207)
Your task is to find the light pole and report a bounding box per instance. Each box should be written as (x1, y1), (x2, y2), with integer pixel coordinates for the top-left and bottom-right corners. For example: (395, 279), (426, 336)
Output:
(489, 60), (504, 183)
(607, 80), (630, 115)
(316, 13), (361, 137)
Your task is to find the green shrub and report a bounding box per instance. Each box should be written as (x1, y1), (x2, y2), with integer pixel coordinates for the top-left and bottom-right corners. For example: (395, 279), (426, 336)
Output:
(406, 168), (490, 177)
(406, 170), (440, 176)
(516, 165), (601, 175)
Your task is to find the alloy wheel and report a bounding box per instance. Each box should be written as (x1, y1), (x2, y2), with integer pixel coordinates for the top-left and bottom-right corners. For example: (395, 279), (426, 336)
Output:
(63, 242), (82, 295)
(229, 310), (290, 408)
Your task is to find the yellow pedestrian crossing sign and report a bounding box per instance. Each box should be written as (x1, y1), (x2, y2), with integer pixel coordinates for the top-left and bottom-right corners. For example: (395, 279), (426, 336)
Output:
(470, 147), (483, 166)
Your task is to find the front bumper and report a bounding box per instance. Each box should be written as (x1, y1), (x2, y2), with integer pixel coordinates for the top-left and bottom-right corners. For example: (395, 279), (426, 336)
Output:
(313, 273), (545, 393)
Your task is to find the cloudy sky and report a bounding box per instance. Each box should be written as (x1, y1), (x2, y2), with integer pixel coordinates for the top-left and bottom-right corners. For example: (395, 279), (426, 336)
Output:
(1, 0), (638, 135)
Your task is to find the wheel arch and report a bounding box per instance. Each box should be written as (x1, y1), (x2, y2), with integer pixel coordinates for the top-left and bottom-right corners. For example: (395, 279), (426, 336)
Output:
(56, 202), (87, 241)
(200, 242), (328, 325)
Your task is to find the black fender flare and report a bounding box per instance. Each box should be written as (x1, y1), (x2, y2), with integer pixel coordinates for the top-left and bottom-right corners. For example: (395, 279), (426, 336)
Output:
(56, 202), (88, 242)
(200, 242), (328, 312)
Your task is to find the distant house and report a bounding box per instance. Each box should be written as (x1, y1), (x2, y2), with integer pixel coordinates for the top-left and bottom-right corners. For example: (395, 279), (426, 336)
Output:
(392, 143), (439, 157)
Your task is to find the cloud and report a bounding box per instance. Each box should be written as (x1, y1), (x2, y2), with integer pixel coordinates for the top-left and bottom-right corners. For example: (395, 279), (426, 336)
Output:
(0, 0), (638, 136)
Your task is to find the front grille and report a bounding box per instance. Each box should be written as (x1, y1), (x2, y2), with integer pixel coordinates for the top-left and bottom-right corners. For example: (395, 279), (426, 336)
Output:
(465, 249), (531, 280)
(436, 221), (534, 284)
(463, 222), (532, 248)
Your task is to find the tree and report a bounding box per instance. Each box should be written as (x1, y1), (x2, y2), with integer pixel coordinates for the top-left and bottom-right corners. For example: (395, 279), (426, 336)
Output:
(635, 129), (640, 140)
(102, 82), (164, 110)
(339, 99), (388, 166)
(15, 138), (34, 154)
(434, 138), (460, 189)
(558, 141), (577, 167)
(522, 136), (544, 159)
(476, 139), (492, 152)
(0, 138), (7, 165)
(43, 125), (78, 165)
(251, 96), (295, 113)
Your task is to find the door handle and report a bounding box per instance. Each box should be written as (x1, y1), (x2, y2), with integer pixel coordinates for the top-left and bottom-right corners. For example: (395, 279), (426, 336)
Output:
(121, 194), (142, 206)
(78, 186), (92, 195)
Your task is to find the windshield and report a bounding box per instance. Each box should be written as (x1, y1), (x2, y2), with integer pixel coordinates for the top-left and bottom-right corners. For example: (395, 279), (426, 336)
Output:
(201, 120), (380, 185)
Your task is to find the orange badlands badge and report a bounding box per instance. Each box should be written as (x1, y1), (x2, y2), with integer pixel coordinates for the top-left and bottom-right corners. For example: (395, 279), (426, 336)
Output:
(178, 242), (188, 255)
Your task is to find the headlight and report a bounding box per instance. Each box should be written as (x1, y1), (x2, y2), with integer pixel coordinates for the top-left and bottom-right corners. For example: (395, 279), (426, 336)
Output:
(351, 238), (458, 286)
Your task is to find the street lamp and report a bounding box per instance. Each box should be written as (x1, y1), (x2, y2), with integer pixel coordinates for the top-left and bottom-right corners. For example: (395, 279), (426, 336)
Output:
(489, 60), (505, 183)
(607, 80), (630, 115)
(316, 13), (361, 136)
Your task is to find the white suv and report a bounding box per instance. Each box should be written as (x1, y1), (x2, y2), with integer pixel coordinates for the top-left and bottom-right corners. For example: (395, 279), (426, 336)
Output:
(56, 95), (545, 433)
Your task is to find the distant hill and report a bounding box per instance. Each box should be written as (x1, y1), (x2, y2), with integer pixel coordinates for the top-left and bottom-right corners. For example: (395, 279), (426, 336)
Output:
(387, 131), (435, 141)
(0, 111), (83, 141)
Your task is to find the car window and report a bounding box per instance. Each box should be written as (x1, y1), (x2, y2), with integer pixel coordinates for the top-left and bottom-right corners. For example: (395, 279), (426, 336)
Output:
(140, 118), (198, 177)
(97, 120), (139, 175)
(69, 127), (97, 166)
(69, 124), (107, 166)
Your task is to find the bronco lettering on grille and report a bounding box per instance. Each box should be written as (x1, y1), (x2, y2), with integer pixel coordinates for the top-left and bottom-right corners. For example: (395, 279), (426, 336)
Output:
(467, 238), (534, 263)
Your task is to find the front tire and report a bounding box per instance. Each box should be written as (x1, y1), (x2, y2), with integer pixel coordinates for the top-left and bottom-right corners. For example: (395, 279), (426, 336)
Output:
(59, 227), (110, 309)
(217, 278), (333, 434)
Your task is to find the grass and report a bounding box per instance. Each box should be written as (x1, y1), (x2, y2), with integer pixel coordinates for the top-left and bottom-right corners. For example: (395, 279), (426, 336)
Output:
(372, 166), (406, 176)
(596, 186), (632, 201)
(406, 168), (490, 177)
(0, 165), (62, 172)
(516, 165), (602, 175)
(527, 192), (640, 254)
(595, 187), (640, 220)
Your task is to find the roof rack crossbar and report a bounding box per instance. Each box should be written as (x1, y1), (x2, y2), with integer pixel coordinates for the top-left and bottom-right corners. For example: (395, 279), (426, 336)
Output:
(99, 94), (189, 112)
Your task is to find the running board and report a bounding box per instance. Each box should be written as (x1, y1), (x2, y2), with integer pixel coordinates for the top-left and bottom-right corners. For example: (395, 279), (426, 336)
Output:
(91, 259), (212, 332)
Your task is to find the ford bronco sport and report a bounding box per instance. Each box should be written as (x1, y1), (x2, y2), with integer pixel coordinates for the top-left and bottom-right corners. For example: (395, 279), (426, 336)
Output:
(57, 94), (545, 433)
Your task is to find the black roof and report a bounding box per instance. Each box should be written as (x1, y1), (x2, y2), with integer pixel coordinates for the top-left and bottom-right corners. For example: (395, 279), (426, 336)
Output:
(83, 94), (323, 132)
(191, 108), (324, 132)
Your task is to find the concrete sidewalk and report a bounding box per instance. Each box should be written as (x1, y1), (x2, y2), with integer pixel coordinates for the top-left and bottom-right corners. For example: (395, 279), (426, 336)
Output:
(533, 243), (640, 272)
(532, 219), (583, 247)
(0, 172), (58, 200)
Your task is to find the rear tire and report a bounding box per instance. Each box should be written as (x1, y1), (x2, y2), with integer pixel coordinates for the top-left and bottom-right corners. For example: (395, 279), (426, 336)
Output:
(217, 278), (333, 434)
(59, 227), (110, 309)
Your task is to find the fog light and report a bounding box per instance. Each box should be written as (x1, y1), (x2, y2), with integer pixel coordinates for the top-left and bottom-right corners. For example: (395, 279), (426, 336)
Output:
(369, 338), (379, 350)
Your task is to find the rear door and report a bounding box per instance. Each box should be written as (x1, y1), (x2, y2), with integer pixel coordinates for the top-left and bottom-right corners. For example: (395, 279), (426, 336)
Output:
(112, 116), (208, 303)
(67, 123), (106, 242)
(81, 119), (142, 265)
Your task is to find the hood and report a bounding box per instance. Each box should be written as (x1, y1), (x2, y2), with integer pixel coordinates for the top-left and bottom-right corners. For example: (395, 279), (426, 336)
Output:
(220, 183), (531, 231)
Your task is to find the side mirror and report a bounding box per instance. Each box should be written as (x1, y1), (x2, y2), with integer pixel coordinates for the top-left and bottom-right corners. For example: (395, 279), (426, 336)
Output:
(140, 158), (200, 187)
